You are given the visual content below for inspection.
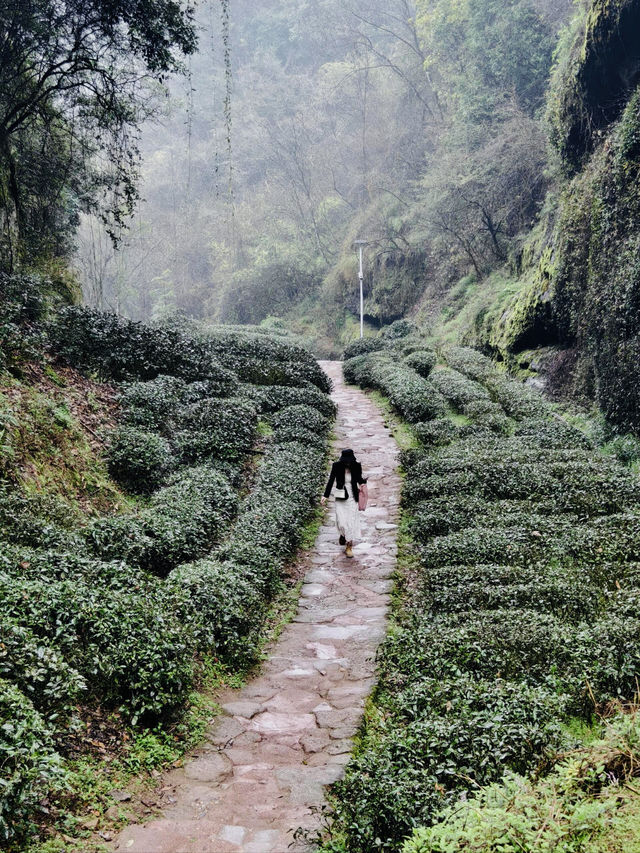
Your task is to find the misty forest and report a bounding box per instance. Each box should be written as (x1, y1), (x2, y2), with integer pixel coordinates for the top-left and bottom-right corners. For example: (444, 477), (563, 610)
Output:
(2, 0), (640, 850)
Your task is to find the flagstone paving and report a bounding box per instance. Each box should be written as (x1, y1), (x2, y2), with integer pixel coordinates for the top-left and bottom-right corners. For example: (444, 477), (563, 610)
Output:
(112, 360), (400, 853)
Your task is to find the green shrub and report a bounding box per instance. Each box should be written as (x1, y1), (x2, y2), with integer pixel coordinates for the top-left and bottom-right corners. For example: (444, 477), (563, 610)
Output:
(0, 679), (65, 843)
(403, 712), (640, 853)
(119, 375), (187, 430)
(342, 337), (385, 360)
(406, 439), (640, 514)
(419, 523), (555, 568)
(513, 416), (592, 449)
(215, 540), (280, 596)
(0, 618), (85, 721)
(487, 377), (549, 420)
(259, 385), (336, 419)
(414, 419), (462, 447)
(428, 367), (490, 410)
(0, 578), (194, 723)
(418, 563), (601, 621)
(344, 352), (447, 422)
(51, 307), (237, 390)
(380, 319), (415, 339)
(166, 559), (264, 666)
(87, 466), (237, 575)
(330, 677), (567, 852)
(381, 609), (640, 707)
(235, 440), (325, 563)
(0, 544), (151, 592)
(271, 404), (329, 447)
(0, 273), (52, 372)
(174, 398), (257, 462)
(404, 350), (437, 379)
(463, 399), (511, 434)
(444, 347), (549, 420)
(408, 496), (566, 540)
(380, 368), (447, 423)
(342, 354), (373, 386)
(0, 489), (81, 549)
(107, 426), (175, 493)
(444, 345), (495, 380)
(205, 328), (331, 392)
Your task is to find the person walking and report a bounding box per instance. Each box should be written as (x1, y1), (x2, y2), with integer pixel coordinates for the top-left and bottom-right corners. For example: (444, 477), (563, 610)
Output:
(321, 448), (367, 558)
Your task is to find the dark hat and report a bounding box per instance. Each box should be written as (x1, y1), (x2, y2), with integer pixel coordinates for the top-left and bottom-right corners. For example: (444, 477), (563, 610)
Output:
(339, 448), (357, 462)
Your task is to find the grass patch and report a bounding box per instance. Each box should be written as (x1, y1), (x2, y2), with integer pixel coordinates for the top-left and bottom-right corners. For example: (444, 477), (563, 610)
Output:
(21, 693), (219, 853)
(368, 390), (418, 451)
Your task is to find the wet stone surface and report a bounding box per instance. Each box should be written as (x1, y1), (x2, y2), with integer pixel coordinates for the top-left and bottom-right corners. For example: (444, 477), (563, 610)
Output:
(112, 360), (400, 853)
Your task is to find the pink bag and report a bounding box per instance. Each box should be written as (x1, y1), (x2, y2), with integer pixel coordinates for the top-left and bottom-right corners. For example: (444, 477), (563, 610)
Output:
(358, 483), (368, 511)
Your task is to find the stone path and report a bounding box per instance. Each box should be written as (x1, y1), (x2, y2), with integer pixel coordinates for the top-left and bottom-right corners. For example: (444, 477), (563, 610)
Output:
(113, 361), (400, 853)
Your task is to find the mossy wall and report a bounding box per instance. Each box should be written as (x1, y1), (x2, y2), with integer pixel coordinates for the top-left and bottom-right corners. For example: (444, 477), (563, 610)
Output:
(561, 86), (640, 429)
(464, 0), (640, 431)
(548, 0), (640, 173)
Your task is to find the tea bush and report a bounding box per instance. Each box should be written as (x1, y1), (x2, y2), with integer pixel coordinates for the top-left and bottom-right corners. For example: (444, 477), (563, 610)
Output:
(343, 353), (447, 422)
(444, 345), (498, 382)
(327, 342), (640, 852)
(413, 420), (461, 447)
(403, 714), (640, 853)
(408, 496), (575, 540)
(0, 618), (85, 721)
(342, 337), (386, 360)
(463, 399), (511, 434)
(166, 559), (264, 666)
(237, 440), (325, 560)
(329, 678), (567, 852)
(0, 679), (65, 843)
(381, 609), (640, 706)
(259, 385), (337, 419)
(513, 416), (592, 449)
(107, 426), (175, 492)
(0, 489), (80, 549)
(418, 563), (601, 621)
(0, 574), (194, 722)
(0, 544), (150, 591)
(205, 328), (331, 392)
(0, 313), (336, 842)
(270, 404), (330, 448)
(87, 466), (237, 575)
(342, 354), (374, 386)
(380, 319), (416, 340)
(403, 350), (437, 379)
(119, 375), (188, 430)
(174, 397), (257, 462)
(428, 367), (491, 411)
(0, 273), (53, 373)
(51, 307), (237, 390)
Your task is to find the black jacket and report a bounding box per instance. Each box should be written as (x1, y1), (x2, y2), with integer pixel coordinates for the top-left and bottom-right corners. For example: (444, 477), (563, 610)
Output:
(324, 461), (367, 501)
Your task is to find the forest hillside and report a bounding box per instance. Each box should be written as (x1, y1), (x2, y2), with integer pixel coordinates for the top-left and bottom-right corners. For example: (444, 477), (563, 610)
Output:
(2, 0), (640, 850)
(77, 0), (640, 436)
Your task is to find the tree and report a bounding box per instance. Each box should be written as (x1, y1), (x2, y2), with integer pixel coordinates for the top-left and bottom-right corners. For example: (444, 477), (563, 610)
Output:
(0, 0), (198, 269)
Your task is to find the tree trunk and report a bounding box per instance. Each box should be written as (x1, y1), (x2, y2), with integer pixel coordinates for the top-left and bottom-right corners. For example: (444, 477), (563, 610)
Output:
(0, 133), (22, 271)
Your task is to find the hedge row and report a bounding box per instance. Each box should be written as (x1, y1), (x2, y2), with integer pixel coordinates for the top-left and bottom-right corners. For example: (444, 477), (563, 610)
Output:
(343, 351), (446, 422)
(326, 344), (640, 852)
(205, 328), (331, 392)
(51, 307), (236, 388)
(51, 308), (331, 394)
(1, 317), (334, 843)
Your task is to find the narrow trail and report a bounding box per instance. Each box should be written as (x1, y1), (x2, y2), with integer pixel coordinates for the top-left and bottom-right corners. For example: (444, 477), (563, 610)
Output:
(113, 361), (400, 853)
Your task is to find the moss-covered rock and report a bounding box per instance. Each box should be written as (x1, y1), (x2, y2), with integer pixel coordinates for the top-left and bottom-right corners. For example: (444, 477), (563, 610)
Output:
(548, 0), (640, 173)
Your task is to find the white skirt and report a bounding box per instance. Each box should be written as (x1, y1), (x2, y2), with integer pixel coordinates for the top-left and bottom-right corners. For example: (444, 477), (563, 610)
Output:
(334, 490), (361, 543)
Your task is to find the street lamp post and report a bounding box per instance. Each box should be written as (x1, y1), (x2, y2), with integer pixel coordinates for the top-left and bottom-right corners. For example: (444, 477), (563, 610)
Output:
(353, 240), (368, 339)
